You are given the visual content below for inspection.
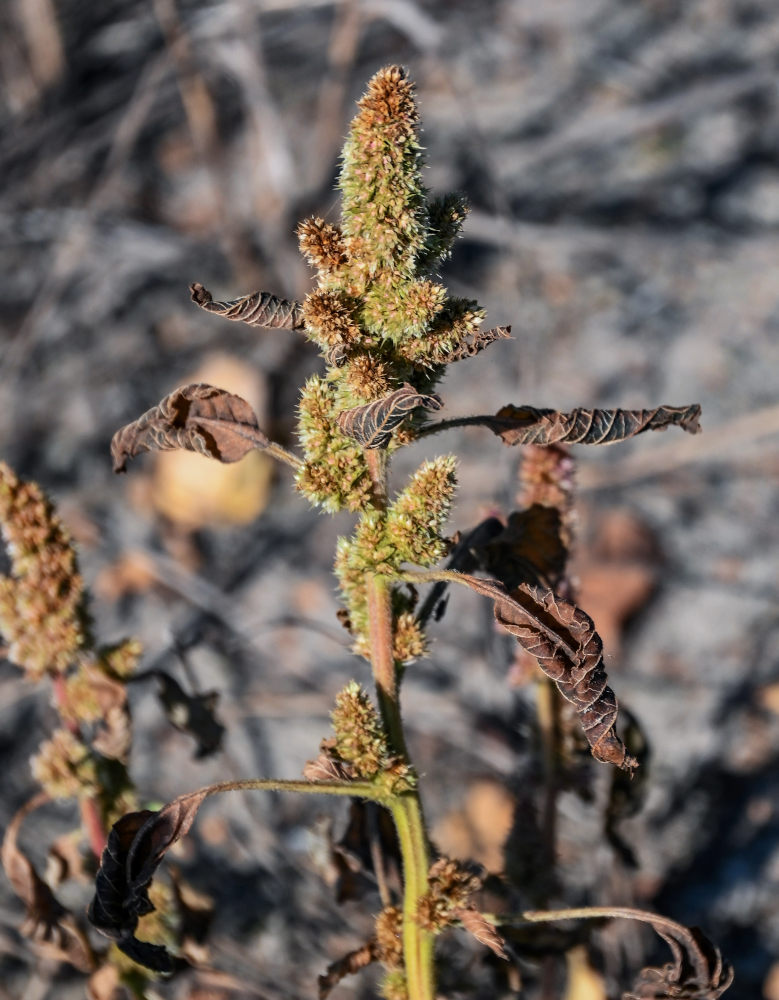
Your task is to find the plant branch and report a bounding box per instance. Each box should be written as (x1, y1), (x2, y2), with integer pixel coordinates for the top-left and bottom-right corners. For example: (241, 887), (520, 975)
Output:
(413, 415), (494, 439)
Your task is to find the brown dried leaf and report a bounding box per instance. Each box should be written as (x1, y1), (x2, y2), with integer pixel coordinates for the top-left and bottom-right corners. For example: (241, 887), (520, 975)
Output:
(479, 505), (569, 591)
(457, 574), (637, 771)
(190, 282), (305, 331)
(111, 383), (271, 473)
(303, 740), (354, 783)
(318, 939), (378, 999)
(337, 383), (443, 449)
(624, 920), (734, 999)
(2, 795), (95, 971)
(445, 324), (512, 362)
(456, 905), (509, 960)
(88, 791), (208, 972)
(485, 404), (701, 446)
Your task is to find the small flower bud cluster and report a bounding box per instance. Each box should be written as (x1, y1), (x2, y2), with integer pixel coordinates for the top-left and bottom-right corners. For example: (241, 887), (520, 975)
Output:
(0, 463), (89, 679)
(302, 290), (363, 352)
(381, 970), (408, 1000)
(385, 456), (457, 566)
(31, 728), (99, 800)
(296, 376), (372, 512)
(331, 681), (389, 779)
(335, 459), (455, 660)
(416, 857), (482, 932)
(297, 217), (350, 288)
(374, 905), (403, 968)
(418, 193), (470, 269)
(330, 681), (416, 793)
(397, 298), (487, 366)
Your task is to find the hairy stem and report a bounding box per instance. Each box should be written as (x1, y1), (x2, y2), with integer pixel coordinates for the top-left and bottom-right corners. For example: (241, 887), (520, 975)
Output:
(53, 673), (108, 857)
(263, 440), (303, 469)
(364, 449), (434, 1000)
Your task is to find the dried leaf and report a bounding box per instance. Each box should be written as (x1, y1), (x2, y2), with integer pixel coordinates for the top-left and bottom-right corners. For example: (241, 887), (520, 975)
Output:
(478, 506), (568, 591)
(190, 282), (305, 331)
(484, 404), (701, 446)
(337, 383), (443, 449)
(456, 906), (509, 960)
(624, 920), (733, 999)
(457, 574), (637, 771)
(111, 383), (271, 473)
(303, 743), (354, 783)
(88, 791), (208, 972)
(2, 795), (95, 971)
(445, 324), (512, 362)
(318, 939), (378, 999)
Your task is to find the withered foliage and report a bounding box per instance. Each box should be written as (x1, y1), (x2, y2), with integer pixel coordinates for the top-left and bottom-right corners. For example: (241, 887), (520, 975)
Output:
(190, 281), (305, 331)
(483, 403), (701, 446)
(474, 505), (569, 591)
(2, 795), (95, 972)
(88, 792), (207, 972)
(457, 906), (509, 960)
(622, 914), (734, 1000)
(439, 323), (512, 362)
(318, 939), (379, 1000)
(456, 574), (637, 771)
(111, 383), (270, 472)
(336, 383), (443, 449)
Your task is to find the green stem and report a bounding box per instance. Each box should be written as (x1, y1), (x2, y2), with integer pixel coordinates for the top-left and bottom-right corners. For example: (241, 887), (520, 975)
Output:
(364, 449), (435, 1000)
(391, 795), (435, 1000)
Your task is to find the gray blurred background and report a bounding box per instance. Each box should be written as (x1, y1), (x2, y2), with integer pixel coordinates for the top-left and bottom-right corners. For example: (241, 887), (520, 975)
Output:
(1, 1), (779, 998)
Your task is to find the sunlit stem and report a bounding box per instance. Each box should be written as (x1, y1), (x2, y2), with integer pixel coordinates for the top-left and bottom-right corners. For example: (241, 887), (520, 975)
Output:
(364, 449), (435, 1000)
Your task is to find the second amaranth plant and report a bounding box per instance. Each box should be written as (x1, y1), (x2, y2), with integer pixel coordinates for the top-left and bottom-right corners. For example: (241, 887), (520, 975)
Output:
(92, 66), (730, 1000)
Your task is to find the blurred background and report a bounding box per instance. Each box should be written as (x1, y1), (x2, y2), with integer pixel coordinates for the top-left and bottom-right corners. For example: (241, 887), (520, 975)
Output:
(1, 1), (779, 998)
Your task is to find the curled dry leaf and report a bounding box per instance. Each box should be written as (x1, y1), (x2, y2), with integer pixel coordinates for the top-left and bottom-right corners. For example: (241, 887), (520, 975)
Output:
(88, 790), (208, 972)
(303, 740), (354, 783)
(111, 383), (271, 473)
(190, 281), (305, 331)
(337, 383), (444, 449)
(624, 919), (734, 1000)
(444, 323), (512, 362)
(486, 404), (701, 446)
(476, 505), (569, 591)
(457, 574), (637, 771)
(2, 794), (95, 972)
(318, 939), (378, 1000)
(456, 906), (509, 960)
